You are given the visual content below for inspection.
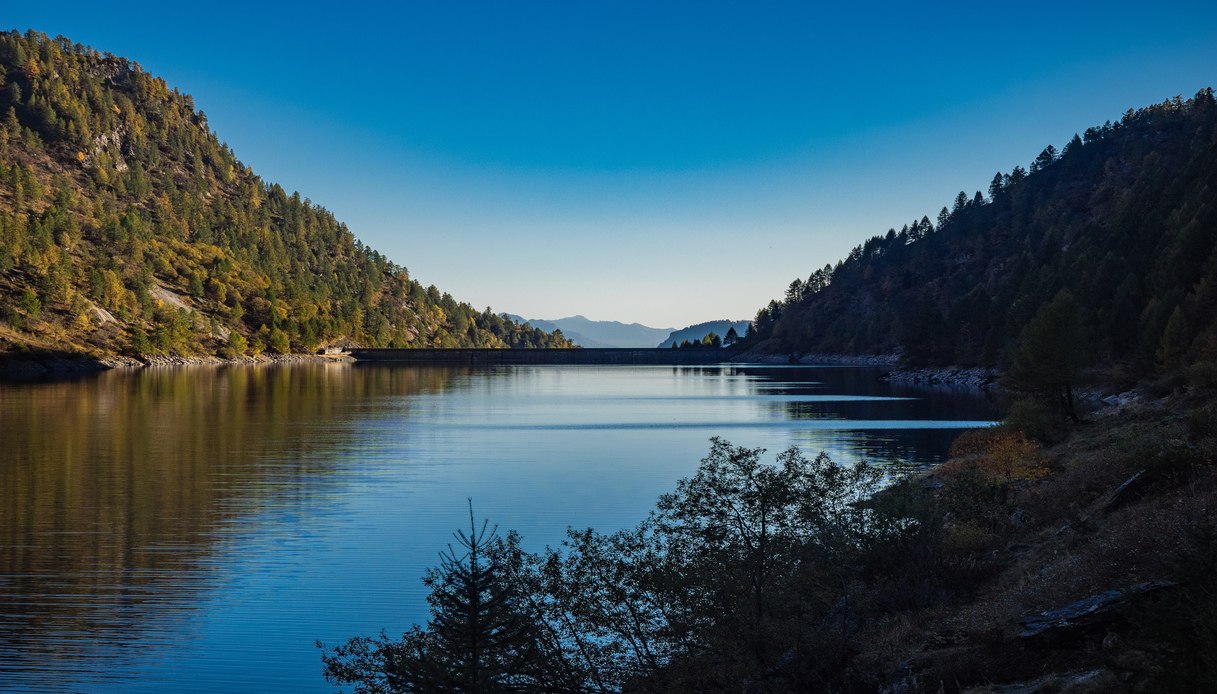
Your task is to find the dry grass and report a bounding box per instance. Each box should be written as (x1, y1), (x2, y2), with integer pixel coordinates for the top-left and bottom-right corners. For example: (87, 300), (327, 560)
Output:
(845, 391), (1217, 692)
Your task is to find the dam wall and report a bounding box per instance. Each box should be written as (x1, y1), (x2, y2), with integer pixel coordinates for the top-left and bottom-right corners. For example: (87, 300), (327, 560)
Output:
(348, 348), (731, 366)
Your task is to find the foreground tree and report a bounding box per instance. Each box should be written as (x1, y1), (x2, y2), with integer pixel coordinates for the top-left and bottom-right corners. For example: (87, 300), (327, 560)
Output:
(1005, 290), (1087, 422)
(319, 503), (569, 693)
(321, 443), (905, 692)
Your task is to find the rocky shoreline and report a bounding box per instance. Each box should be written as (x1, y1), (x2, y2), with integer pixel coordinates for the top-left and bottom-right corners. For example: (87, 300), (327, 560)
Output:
(730, 349), (999, 389)
(878, 366), (998, 389)
(730, 352), (1150, 413)
(0, 350), (350, 380)
(730, 349), (900, 366)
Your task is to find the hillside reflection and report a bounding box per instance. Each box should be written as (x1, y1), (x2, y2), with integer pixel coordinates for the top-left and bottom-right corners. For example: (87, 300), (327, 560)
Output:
(0, 364), (454, 674)
(727, 365), (999, 469)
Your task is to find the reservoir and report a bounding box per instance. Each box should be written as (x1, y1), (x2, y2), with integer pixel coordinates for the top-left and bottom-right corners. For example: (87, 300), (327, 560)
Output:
(0, 362), (996, 692)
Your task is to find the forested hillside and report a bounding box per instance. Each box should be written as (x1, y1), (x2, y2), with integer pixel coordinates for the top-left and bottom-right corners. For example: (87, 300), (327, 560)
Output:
(743, 90), (1217, 375)
(658, 319), (748, 348)
(0, 30), (570, 360)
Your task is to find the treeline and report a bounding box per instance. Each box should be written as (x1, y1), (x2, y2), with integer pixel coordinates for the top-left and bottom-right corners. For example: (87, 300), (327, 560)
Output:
(321, 438), (901, 692)
(668, 326), (742, 349)
(0, 30), (570, 357)
(742, 90), (1217, 376)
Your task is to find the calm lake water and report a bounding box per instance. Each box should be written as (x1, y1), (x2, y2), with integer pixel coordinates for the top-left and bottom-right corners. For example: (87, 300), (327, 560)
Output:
(0, 363), (996, 692)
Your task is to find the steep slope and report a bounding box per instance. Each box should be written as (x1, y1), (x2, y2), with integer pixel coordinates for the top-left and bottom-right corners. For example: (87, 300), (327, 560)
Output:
(658, 319), (749, 348)
(0, 30), (571, 361)
(742, 90), (1217, 375)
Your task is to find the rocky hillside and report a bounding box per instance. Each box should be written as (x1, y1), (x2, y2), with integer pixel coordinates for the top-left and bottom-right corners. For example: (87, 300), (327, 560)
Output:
(0, 30), (571, 362)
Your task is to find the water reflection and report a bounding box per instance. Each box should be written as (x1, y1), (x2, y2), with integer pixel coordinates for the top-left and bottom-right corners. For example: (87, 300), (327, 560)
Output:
(0, 363), (996, 692)
(0, 365), (455, 689)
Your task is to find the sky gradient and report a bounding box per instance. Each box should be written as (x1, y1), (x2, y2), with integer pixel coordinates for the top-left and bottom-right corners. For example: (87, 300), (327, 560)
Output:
(9, 2), (1217, 326)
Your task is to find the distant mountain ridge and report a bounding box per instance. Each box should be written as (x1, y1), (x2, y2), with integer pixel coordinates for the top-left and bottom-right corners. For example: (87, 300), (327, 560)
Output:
(503, 314), (674, 348)
(505, 314), (751, 349)
(659, 320), (749, 348)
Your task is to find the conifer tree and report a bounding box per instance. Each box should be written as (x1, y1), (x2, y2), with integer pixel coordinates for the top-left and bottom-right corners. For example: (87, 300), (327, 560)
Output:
(1006, 290), (1087, 422)
(321, 503), (561, 693)
(1156, 306), (1192, 371)
(419, 505), (536, 692)
(724, 326), (739, 347)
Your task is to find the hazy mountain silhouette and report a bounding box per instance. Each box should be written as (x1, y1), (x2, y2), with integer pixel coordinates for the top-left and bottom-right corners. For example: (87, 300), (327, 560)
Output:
(504, 314), (675, 348)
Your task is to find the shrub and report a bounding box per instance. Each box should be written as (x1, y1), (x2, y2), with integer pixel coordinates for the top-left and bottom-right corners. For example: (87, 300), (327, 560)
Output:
(1003, 398), (1067, 443)
(947, 429), (1049, 483)
(219, 332), (247, 358)
(1184, 361), (1217, 389)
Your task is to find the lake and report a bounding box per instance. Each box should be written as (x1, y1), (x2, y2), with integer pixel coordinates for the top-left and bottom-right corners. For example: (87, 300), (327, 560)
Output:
(0, 362), (996, 692)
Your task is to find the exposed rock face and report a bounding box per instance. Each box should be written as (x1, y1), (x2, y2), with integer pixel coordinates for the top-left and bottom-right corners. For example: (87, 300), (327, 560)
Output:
(150, 284), (193, 312)
(88, 301), (119, 325)
(1018, 581), (1178, 640)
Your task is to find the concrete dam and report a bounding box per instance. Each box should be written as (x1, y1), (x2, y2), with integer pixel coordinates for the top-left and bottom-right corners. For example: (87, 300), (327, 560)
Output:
(348, 348), (733, 366)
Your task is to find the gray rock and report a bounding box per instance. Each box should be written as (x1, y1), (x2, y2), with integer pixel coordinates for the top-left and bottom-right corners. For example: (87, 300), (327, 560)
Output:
(1019, 581), (1177, 639)
(1103, 469), (1149, 513)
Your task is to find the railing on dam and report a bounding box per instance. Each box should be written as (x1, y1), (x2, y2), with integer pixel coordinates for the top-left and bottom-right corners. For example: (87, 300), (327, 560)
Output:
(347, 348), (735, 365)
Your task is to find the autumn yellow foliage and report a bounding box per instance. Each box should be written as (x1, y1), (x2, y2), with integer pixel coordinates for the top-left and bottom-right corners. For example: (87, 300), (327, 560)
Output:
(944, 429), (1049, 482)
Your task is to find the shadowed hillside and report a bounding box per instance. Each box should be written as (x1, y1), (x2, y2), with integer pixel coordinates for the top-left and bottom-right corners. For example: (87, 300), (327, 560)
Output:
(742, 90), (1217, 380)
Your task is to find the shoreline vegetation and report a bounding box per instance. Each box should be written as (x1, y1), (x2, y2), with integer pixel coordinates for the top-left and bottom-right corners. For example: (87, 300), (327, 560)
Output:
(319, 380), (1217, 692)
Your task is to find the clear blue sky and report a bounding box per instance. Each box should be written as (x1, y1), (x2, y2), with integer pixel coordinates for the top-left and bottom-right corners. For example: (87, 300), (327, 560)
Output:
(10, 2), (1217, 327)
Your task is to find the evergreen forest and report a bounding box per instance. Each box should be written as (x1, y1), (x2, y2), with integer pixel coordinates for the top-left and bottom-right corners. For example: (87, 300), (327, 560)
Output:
(0, 30), (571, 360)
(741, 89), (1217, 380)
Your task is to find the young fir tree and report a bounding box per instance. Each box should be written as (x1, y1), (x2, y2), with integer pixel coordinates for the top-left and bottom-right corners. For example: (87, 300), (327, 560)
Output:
(321, 503), (559, 693)
(417, 506), (536, 691)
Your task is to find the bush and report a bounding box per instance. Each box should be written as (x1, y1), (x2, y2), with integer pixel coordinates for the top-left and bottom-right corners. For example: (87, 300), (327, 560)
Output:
(1, 301), (25, 330)
(1003, 398), (1067, 443)
(219, 332), (247, 358)
(947, 429), (1049, 483)
(942, 522), (997, 557)
(268, 326), (291, 354)
(1118, 422), (1209, 484)
(1187, 402), (1217, 440)
(1184, 361), (1217, 389)
(1127, 522), (1217, 689)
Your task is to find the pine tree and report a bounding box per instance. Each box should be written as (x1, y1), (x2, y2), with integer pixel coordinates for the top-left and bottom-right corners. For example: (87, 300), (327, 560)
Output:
(322, 503), (557, 693)
(419, 505), (536, 692)
(724, 326), (740, 347)
(1156, 306), (1192, 371)
(1006, 291), (1087, 422)
(988, 171), (1005, 200)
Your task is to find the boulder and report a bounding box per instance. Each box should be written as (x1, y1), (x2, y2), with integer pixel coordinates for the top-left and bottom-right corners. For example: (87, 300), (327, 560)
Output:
(1019, 581), (1177, 640)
